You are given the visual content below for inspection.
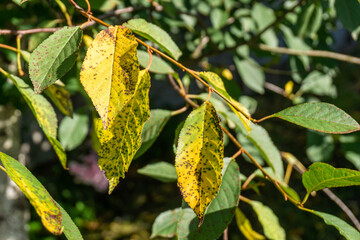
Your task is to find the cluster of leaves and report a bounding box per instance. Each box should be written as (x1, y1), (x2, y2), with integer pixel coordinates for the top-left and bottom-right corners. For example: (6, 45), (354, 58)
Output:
(1, 0), (360, 239)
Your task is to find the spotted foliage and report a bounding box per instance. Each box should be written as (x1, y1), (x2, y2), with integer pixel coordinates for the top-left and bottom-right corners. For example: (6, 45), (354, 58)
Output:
(175, 101), (224, 222)
(80, 26), (139, 129)
(7, 73), (67, 168)
(0, 152), (62, 235)
(44, 83), (74, 117)
(95, 70), (150, 193)
(29, 26), (82, 94)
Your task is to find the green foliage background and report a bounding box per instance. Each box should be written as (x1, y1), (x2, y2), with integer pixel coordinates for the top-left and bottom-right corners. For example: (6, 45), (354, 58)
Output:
(1, 0), (360, 239)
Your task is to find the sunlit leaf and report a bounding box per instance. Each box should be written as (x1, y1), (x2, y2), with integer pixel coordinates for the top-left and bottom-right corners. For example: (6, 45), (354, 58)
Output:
(175, 101), (224, 222)
(302, 162), (360, 193)
(313, 210), (360, 240)
(0, 153), (62, 235)
(200, 71), (251, 133)
(273, 102), (360, 134)
(137, 50), (174, 74)
(135, 109), (172, 158)
(123, 18), (182, 60)
(59, 112), (89, 151)
(250, 200), (285, 240)
(6, 73), (67, 168)
(96, 70), (150, 194)
(151, 208), (181, 239)
(44, 83), (74, 117)
(177, 158), (240, 239)
(29, 26), (82, 94)
(233, 57), (265, 94)
(80, 26), (139, 129)
(235, 208), (265, 240)
(137, 161), (177, 182)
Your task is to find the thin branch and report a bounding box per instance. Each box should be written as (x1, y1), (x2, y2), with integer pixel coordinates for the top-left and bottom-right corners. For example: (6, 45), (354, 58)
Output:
(0, 165), (6, 173)
(171, 106), (188, 116)
(0, 28), (62, 35)
(257, 43), (360, 66)
(0, 43), (17, 52)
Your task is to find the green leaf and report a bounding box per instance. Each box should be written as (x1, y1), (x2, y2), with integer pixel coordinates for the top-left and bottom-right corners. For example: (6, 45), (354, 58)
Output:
(306, 131), (334, 162)
(302, 162), (360, 193)
(28, 20), (60, 52)
(175, 101), (224, 221)
(295, 2), (323, 38)
(230, 115), (284, 178)
(57, 203), (84, 240)
(59, 112), (89, 151)
(273, 102), (360, 134)
(44, 83), (74, 117)
(137, 50), (174, 74)
(200, 71), (251, 133)
(250, 200), (286, 240)
(313, 211), (360, 240)
(300, 71), (337, 98)
(0, 153), (62, 235)
(235, 208), (265, 240)
(6, 73), (67, 168)
(124, 18), (182, 60)
(177, 158), (241, 240)
(29, 26), (82, 94)
(96, 70), (151, 194)
(151, 208), (181, 239)
(340, 134), (360, 170)
(135, 109), (172, 159)
(251, 3), (278, 47)
(210, 8), (229, 29)
(137, 161), (177, 182)
(234, 56), (265, 94)
(335, 0), (360, 36)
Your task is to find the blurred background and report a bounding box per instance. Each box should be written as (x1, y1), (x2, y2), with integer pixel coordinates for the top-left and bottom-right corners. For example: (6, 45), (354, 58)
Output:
(1, 0), (360, 239)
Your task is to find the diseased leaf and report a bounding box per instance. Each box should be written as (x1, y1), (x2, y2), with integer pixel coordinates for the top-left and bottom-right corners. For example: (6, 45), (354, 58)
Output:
(135, 109), (172, 159)
(6, 73), (67, 168)
(273, 102), (360, 134)
(123, 18), (182, 60)
(57, 203), (84, 240)
(96, 70), (150, 194)
(44, 83), (74, 117)
(29, 26), (82, 94)
(250, 200), (285, 240)
(233, 56), (265, 94)
(200, 71), (251, 133)
(175, 101), (224, 222)
(313, 211), (360, 240)
(0, 153), (62, 235)
(137, 161), (177, 182)
(177, 158), (241, 240)
(235, 208), (265, 240)
(151, 208), (181, 239)
(137, 50), (174, 74)
(302, 162), (360, 193)
(59, 112), (89, 151)
(80, 26), (139, 129)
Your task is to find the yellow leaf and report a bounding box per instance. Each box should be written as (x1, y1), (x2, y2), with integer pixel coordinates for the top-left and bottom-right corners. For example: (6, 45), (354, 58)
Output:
(82, 34), (94, 48)
(80, 26), (140, 129)
(200, 72), (252, 133)
(221, 68), (233, 80)
(175, 101), (224, 222)
(284, 80), (294, 97)
(44, 82), (74, 117)
(95, 70), (151, 193)
(235, 208), (265, 240)
(0, 152), (62, 235)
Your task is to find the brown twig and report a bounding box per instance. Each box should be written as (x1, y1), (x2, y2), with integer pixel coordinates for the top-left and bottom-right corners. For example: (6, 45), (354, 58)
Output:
(0, 28), (62, 35)
(0, 43), (17, 52)
(257, 43), (360, 66)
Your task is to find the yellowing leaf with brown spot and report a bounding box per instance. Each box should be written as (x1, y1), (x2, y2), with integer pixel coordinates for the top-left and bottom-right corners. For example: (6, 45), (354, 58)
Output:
(0, 152), (62, 235)
(200, 72), (252, 133)
(175, 101), (224, 223)
(44, 82), (74, 117)
(95, 70), (150, 194)
(80, 26), (139, 129)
